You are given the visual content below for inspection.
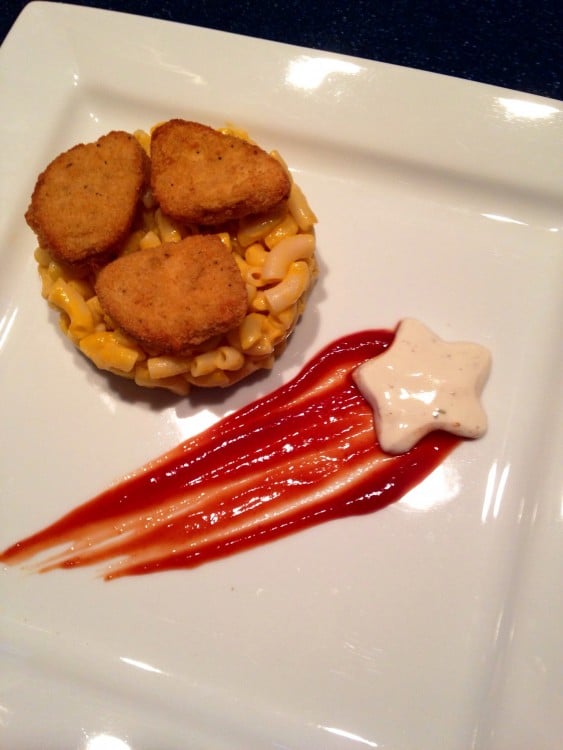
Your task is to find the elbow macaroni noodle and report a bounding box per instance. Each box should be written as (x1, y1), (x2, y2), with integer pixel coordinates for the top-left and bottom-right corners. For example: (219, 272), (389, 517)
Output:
(35, 124), (318, 395)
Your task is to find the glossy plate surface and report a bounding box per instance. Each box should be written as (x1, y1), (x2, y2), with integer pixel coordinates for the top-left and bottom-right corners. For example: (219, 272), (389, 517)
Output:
(1, 3), (562, 748)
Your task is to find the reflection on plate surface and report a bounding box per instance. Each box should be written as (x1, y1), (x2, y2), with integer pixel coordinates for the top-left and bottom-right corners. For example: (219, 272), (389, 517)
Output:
(0, 3), (562, 749)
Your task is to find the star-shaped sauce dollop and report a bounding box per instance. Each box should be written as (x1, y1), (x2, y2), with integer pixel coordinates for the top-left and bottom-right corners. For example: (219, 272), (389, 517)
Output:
(353, 319), (492, 454)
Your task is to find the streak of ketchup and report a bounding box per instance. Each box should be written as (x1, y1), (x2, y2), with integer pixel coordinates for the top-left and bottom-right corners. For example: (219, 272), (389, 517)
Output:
(1, 330), (459, 579)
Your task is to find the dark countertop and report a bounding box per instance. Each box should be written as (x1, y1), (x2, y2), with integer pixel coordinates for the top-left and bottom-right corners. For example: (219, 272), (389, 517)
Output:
(1, 0), (561, 100)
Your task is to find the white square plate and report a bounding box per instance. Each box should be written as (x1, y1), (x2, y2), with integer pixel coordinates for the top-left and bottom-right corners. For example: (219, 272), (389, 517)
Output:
(1, 3), (562, 748)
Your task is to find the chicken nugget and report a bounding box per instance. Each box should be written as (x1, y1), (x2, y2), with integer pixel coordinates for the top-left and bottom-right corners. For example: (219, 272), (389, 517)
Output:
(95, 234), (248, 354)
(150, 120), (291, 225)
(26, 131), (148, 265)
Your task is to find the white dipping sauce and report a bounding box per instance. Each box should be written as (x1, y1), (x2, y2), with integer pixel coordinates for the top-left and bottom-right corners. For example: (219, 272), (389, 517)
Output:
(353, 318), (491, 455)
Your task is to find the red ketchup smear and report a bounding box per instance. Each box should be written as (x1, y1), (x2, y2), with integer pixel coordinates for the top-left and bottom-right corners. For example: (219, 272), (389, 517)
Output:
(1, 330), (459, 579)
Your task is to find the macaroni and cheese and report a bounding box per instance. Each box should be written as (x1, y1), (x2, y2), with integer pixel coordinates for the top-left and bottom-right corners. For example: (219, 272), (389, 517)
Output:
(34, 124), (317, 395)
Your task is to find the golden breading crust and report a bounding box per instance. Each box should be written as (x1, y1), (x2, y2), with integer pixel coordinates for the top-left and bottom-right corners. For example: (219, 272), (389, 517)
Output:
(95, 234), (248, 354)
(150, 120), (291, 225)
(25, 131), (148, 265)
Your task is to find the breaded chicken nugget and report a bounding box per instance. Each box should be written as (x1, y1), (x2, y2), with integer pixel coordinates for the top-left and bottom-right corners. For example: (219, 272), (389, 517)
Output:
(26, 131), (148, 265)
(150, 120), (291, 225)
(95, 234), (247, 354)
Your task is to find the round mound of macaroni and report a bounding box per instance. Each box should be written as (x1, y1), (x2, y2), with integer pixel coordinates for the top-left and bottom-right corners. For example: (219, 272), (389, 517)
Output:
(34, 125), (318, 395)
